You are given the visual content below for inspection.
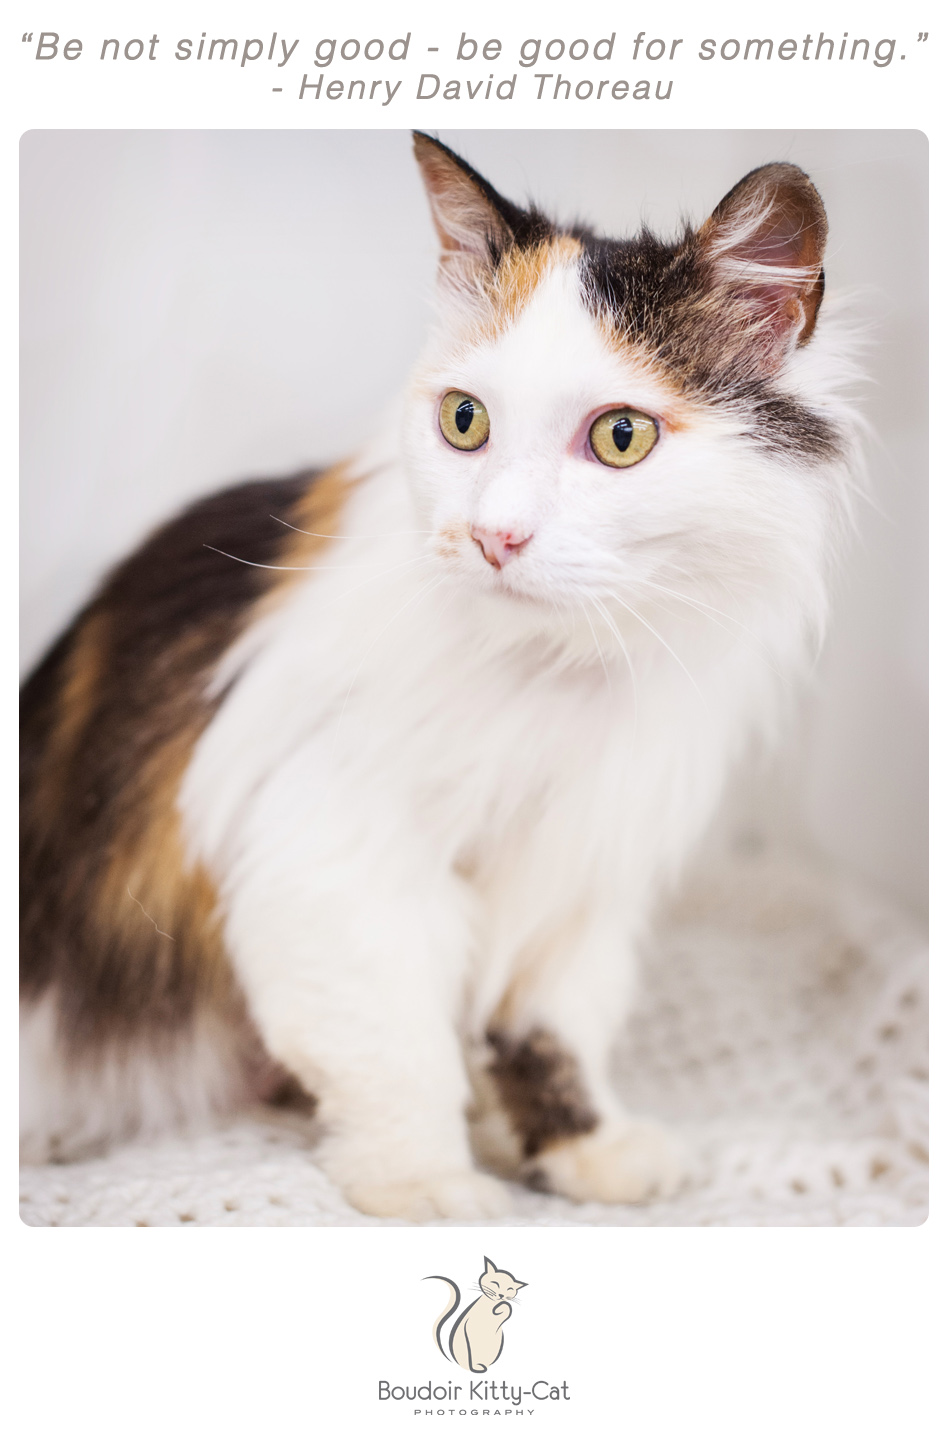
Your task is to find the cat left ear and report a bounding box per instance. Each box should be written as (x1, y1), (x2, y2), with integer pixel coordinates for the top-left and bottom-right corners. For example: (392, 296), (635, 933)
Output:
(483, 1256), (497, 1274)
(413, 133), (514, 267)
(698, 163), (828, 370)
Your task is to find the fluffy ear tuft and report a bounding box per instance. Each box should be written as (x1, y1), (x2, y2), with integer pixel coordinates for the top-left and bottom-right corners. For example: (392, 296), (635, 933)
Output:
(698, 163), (828, 368)
(413, 133), (513, 267)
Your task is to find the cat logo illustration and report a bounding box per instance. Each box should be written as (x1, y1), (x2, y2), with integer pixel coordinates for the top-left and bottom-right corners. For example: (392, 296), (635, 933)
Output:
(426, 1257), (527, 1372)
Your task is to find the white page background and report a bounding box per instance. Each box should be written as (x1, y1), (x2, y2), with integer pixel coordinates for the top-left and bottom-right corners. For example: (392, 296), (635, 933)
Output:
(8, 3), (942, 1431)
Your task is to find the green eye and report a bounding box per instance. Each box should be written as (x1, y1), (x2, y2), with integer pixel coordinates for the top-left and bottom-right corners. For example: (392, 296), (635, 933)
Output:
(589, 408), (658, 468)
(439, 391), (490, 451)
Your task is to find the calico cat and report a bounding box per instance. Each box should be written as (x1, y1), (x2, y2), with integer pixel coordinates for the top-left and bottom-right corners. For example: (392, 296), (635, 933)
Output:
(428, 1257), (526, 1371)
(20, 133), (856, 1219)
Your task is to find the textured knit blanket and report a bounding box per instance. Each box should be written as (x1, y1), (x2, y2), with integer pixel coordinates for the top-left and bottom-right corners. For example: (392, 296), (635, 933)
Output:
(20, 850), (927, 1227)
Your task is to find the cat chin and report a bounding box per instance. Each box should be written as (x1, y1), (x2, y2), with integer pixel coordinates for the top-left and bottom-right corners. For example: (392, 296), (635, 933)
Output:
(440, 569), (572, 643)
(449, 568), (627, 641)
(438, 556), (545, 603)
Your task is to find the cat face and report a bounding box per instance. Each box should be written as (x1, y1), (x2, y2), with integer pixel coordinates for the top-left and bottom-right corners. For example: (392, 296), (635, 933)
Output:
(480, 1257), (526, 1302)
(404, 136), (851, 652)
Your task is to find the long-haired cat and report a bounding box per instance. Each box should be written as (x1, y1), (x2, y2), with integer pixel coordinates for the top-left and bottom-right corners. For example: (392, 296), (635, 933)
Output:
(20, 133), (856, 1219)
(428, 1257), (526, 1371)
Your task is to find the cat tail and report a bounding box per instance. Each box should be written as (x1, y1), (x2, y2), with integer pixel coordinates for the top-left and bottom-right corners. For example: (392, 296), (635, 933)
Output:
(424, 1276), (461, 1363)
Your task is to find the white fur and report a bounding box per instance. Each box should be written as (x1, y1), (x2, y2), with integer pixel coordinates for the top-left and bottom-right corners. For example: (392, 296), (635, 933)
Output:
(20, 995), (256, 1164)
(170, 253), (856, 1217)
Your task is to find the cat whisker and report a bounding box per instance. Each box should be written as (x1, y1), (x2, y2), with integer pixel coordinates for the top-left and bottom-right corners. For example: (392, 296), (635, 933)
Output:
(624, 576), (785, 679)
(634, 556), (755, 626)
(610, 580), (746, 644)
(203, 544), (431, 575)
(621, 575), (744, 629)
(624, 572), (763, 637)
(604, 588), (708, 709)
(269, 514), (441, 541)
(586, 592), (640, 742)
(581, 600), (612, 693)
(587, 592), (637, 690)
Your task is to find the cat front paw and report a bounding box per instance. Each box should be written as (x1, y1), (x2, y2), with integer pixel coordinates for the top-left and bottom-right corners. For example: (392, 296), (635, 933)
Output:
(343, 1170), (512, 1222)
(528, 1119), (684, 1205)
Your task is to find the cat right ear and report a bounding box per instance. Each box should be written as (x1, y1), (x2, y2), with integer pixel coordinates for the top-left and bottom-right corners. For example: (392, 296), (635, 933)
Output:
(413, 133), (514, 269)
(697, 163), (828, 370)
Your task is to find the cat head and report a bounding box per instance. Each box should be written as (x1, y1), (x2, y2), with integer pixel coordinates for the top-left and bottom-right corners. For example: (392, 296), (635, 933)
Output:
(403, 134), (855, 663)
(480, 1256), (526, 1301)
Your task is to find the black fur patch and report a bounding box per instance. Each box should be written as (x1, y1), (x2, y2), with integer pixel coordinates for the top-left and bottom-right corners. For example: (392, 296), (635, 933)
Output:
(20, 472), (319, 1048)
(487, 1027), (599, 1159)
(580, 232), (841, 461)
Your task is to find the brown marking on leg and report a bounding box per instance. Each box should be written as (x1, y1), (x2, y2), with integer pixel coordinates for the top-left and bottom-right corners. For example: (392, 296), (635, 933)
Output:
(262, 1071), (318, 1115)
(486, 1027), (598, 1160)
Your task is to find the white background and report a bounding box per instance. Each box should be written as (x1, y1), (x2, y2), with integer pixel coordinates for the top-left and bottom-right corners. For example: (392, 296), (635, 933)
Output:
(8, 3), (942, 1433)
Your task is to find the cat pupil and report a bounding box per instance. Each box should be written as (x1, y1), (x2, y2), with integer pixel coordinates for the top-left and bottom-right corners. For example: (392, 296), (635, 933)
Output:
(455, 399), (475, 434)
(612, 416), (633, 452)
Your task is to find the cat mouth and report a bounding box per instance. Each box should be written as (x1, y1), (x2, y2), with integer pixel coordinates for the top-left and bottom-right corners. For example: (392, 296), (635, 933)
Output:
(478, 566), (546, 605)
(442, 542), (542, 602)
(435, 526), (557, 606)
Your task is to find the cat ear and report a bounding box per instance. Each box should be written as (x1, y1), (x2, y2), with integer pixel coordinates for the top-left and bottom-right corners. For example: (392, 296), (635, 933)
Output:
(483, 1256), (497, 1274)
(413, 133), (514, 267)
(697, 163), (828, 370)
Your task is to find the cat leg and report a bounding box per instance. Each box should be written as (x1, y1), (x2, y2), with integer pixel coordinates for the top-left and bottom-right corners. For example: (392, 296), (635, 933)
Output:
(480, 913), (683, 1205)
(222, 850), (510, 1222)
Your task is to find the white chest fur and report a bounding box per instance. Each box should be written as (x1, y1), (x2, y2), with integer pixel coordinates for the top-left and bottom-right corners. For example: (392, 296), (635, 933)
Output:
(182, 470), (742, 913)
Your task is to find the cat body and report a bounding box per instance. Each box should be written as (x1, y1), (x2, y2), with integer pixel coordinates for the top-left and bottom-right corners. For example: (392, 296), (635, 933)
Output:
(429, 1259), (526, 1371)
(20, 135), (856, 1218)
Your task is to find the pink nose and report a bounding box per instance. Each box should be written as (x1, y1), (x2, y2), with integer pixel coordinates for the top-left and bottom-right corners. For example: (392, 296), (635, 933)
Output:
(471, 526), (533, 570)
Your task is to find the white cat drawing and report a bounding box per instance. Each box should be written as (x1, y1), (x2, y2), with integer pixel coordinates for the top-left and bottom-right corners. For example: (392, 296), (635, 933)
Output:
(428, 1258), (527, 1371)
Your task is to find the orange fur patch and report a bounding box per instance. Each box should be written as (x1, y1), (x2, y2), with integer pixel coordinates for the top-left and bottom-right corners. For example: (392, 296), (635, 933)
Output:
(41, 611), (110, 802)
(266, 463), (357, 587)
(98, 729), (232, 1005)
(475, 236), (582, 343)
(592, 320), (699, 432)
(436, 519), (470, 559)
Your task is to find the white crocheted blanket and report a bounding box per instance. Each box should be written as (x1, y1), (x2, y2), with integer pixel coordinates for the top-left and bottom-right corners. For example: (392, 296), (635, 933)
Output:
(20, 851), (927, 1227)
